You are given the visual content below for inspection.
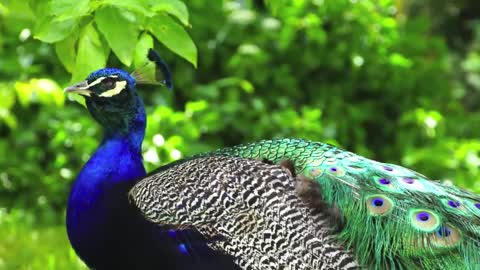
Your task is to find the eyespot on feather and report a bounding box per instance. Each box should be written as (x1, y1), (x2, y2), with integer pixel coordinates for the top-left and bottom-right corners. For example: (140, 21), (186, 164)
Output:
(327, 166), (346, 177)
(399, 177), (427, 191)
(429, 224), (462, 247)
(306, 167), (323, 178)
(409, 209), (440, 232)
(309, 159), (321, 167)
(378, 178), (391, 185)
(465, 201), (480, 214)
(372, 176), (405, 194)
(474, 202), (480, 210)
(402, 178), (416, 184)
(382, 165), (394, 172)
(441, 198), (468, 213)
(366, 195), (394, 216)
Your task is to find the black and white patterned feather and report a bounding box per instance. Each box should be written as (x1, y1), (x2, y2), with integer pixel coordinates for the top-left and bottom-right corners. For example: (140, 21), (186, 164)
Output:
(129, 156), (358, 270)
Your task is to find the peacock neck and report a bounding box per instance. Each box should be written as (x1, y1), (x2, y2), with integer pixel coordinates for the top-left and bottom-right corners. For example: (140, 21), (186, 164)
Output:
(66, 100), (147, 267)
(69, 97), (147, 199)
(101, 95), (146, 152)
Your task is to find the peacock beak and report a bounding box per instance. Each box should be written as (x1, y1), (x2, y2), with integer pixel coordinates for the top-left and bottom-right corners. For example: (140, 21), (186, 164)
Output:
(64, 81), (93, 96)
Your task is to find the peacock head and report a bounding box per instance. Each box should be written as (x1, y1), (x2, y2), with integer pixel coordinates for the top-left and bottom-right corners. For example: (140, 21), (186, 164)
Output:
(64, 49), (172, 137)
(65, 68), (144, 136)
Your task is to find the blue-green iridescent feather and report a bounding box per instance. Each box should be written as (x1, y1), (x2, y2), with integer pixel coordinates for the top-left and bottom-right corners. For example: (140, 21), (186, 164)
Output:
(203, 138), (480, 269)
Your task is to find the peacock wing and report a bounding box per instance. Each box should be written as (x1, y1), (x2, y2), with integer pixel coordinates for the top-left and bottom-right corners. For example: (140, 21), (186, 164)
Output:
(129, 156), (359, 270)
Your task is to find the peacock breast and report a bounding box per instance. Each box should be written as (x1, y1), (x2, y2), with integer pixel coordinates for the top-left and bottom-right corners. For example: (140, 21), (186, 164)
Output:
(66, 137), (146, 268)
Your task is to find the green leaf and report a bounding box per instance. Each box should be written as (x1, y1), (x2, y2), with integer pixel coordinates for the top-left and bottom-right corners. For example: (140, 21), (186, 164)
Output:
(102, 0), (154, 17)
(55, 33), (78, 72)
(14, 79), (64, 107)
(148, 14), (197, 67)
(34, 17), (78, 43)
(95, 7), (139, 66)
(72, 23), (108, 82)
(152, 0), (189, 26)
(389, 53), (413, 68)
(134, 33), (154, 68)
(0, 86), (15, 110)
(28, 0), (49, 15)
(265, 0), (286, 15)
(48, 0), (90, 21)
(67, 94), (87, 108)
(0, 108), (17, 129)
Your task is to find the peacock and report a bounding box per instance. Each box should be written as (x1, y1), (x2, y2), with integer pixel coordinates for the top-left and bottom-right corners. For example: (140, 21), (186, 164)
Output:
(65, 49), (480, 269)
(64, 50), (239, 270)
(64, 49), (356, 270)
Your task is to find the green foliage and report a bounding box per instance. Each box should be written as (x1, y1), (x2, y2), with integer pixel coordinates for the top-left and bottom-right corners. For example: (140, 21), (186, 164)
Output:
(1, 0), (480, 268)
(73, 23), (109, 82)
(0, 209), (87, 270)
(95, 7), (138, 66)
(31, 0), (197, 78)
(148, 14), (197, 67)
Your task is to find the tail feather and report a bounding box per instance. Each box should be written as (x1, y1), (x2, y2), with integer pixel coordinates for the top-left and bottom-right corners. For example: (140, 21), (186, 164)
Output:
(207, 138), (480, 269)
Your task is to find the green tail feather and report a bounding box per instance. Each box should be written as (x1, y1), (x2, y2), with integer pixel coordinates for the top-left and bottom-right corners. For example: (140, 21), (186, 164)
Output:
(202, 138), (480, 269)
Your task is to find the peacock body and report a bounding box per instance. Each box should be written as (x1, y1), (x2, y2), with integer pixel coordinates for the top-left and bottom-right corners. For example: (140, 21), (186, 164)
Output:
(65, 49), (480, 270)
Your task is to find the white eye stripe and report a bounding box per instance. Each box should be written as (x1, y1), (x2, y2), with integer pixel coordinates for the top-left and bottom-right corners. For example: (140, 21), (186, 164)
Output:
(99, 81), (127, 97)
(87, 75), (120, 88)
(87, 77), (107, 87)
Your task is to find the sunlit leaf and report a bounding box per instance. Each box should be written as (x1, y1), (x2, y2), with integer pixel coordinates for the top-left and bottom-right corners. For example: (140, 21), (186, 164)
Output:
(48, 0), (90, 21)
(55, 33), (78, 72)
(389, 53), (413, 68)
(0, 108), (17, 129)
(72, 23), (108, 82)
(0, 86), (16, 109)
(265, 0), (287, 15)
(132, 33), (156, 82)
(134, 33), (154, 68)
(14, 79), (64, 107)
(148, 14), (197, 67)
(102, 0), (154, 17)
(66, 94), (87, 108)
(34, 17), (78, 43)
(152, 0), (189, 26)
(95, 7), (139, 66)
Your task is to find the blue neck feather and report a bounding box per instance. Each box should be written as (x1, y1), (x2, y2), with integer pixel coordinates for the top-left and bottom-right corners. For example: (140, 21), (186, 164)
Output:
(66, 96), (147, 267)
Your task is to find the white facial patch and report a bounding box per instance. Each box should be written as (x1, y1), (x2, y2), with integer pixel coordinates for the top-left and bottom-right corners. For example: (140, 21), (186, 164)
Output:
(87, 75), (119, 87)
(99, 80), (127, 97)
(87, 76), (107, 88)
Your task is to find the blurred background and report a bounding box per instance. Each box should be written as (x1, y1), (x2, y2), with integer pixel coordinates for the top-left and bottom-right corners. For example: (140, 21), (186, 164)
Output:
(1, 0), (480, 269)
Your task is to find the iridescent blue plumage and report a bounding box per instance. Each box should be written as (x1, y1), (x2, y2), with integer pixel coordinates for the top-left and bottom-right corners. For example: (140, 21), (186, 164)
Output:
(65, 51), (238, 269)
(87, 68), (136, 85)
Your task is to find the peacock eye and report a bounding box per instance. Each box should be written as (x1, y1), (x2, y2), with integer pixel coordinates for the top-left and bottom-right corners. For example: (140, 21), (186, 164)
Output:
(102, 78), (116, 89)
